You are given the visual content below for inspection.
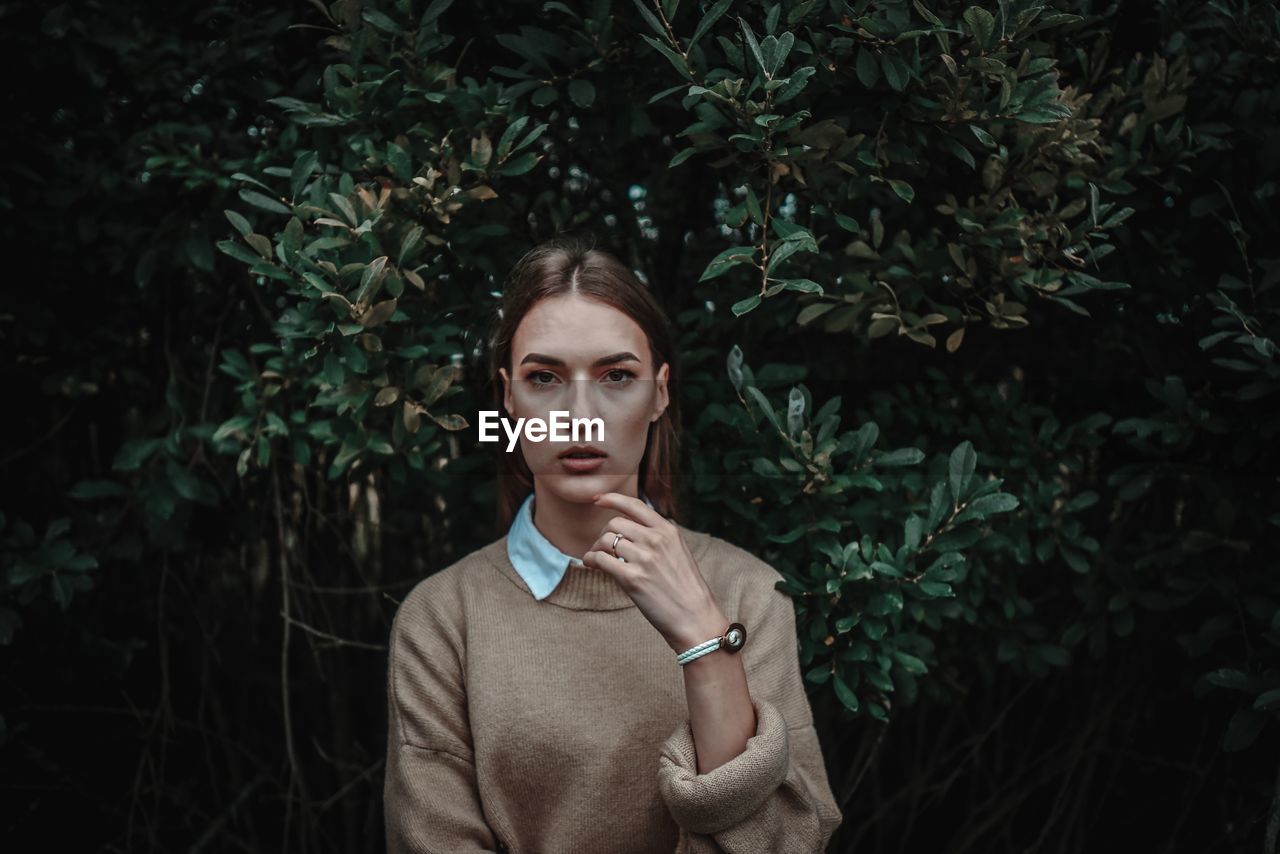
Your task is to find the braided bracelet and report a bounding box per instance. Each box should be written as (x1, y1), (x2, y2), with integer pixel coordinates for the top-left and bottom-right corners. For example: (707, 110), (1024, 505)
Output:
(676, 622), (747, 666)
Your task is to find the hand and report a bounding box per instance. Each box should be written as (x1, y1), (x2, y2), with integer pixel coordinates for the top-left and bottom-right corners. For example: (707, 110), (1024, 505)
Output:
(581, 492), (729, 653)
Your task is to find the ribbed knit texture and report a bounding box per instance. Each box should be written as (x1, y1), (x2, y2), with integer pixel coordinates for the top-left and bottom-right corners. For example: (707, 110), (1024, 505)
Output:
(384, 523), (843, 853)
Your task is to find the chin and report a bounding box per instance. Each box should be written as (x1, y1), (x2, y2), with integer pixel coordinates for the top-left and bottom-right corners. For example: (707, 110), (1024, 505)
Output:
(540, 472), (624, 500)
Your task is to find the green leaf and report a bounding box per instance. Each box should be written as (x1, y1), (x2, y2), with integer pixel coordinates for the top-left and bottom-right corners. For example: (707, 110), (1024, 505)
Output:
(422, 0), (454, 25)
(869, 562), (902, 579)
(744, 185), (764, 225)
(1253, 689), (1280, 712)
(893, 650), (928, 674)
(744, 386), (782, 432)
(386, 142), (412, 179)
(497, 116), (531, 159)
(731, 294), (761, 316)
(639, 34), (691, 80)
(776, 278), (823, 294)
(497, 152), (541, 176)
(68, 480), (129, 500)
(216, 239), (263, 267)
(224, 210), (253, 238)
(430, 412), (469, 431)
(1204, 668), (1256, 692)
(970, 125), (996, 147)
(212, 415), (253, 443)
(0, 606), (22, 644)
(239, 189), (292, 215)
(833, 672), (860, 712)
(949, 440), (976, 503)
(1224, 707), (1267, 752)
(699, 245), (757, 282)
(904, 514), (923, 550)
(231, 172), (277, 194)
(112, 439), (161, 472)
(917, 581), (953, 597)
(669, 147), (698, 167)
(963, 6), (995, 49)
(290, 151), (319, 201)
(399, 226), (423, 267)
(649, 83), (688, 104)
(691, 0), (732, 48)
(774, 67), (815, 105)
(860, 617), (890, 637)
(737, 17), (767, 78)
(888, 179), (915, 203)
(942, 134), (976, 169)
(873, 447), (924, 466)
(630, 0), (666, 37)
(913, 0), (943, 25)
(880, 51), (909, 91)
(1036, 644), (1071, 667)
(956, 492), (1019, 522)
(856, 47), (880, 87)
(1018, 106), (1069, 124)
(568, 78), (596, 108)
(362, 9), (400, 32)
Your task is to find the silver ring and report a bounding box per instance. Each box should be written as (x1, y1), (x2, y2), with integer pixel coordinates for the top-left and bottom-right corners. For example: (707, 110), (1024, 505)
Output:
(611, 532), (623, 554)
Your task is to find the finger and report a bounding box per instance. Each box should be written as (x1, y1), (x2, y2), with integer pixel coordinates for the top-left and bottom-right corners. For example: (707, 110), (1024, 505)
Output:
(598, 515), (652, 546)
(591, 492), (670, 529)
(582, 548), (633, 584)
(589, 528), (650, 565)
(588, 517), (650, 558)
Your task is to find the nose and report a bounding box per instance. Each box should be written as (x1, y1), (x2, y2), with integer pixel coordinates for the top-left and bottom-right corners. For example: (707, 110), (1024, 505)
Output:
(565, 377), (599, 424)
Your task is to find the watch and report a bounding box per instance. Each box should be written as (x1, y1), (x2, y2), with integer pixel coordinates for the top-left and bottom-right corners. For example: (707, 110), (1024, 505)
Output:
(676, 621), (747, 666)
(721, 622), (747, 652)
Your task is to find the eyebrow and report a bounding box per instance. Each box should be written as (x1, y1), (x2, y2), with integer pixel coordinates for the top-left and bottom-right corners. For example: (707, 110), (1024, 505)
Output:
(519, 351), (642, 368)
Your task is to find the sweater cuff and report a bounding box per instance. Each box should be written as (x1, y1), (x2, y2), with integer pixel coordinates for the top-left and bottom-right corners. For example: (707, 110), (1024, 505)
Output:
(657, 695), (790, 835)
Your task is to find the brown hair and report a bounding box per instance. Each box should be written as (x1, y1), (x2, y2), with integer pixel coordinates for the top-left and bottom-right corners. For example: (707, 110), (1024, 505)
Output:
(486, 232), (682, 535)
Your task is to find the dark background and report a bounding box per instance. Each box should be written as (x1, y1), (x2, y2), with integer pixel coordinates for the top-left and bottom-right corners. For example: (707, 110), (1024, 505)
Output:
(2, 0), (1277, 852)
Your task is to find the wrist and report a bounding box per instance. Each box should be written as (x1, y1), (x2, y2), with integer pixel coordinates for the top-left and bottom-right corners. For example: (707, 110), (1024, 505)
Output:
(668, 608), (730, 653)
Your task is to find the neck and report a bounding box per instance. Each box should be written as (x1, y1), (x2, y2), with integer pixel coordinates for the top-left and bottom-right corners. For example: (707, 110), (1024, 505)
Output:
(531, 477), (642, 562)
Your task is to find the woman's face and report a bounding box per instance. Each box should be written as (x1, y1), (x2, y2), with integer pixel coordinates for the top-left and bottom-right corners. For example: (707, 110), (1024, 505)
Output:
(499, 293), (669, 505)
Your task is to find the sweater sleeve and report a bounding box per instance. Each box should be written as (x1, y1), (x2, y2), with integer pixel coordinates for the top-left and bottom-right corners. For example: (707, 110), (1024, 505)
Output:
(384, 590), (503, 853)
(656, 579), (844, 853)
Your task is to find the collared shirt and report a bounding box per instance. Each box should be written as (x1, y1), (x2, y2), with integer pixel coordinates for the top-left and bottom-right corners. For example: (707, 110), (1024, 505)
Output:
(506, 490), (655, 600)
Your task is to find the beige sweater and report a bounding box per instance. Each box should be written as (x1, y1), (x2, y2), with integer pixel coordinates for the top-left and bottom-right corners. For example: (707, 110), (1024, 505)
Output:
(383, 522), (844, 853)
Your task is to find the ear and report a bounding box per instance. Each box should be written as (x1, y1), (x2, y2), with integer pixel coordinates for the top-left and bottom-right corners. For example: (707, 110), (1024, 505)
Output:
(499, 366), (514, 416)
(650, 361), (670, 423)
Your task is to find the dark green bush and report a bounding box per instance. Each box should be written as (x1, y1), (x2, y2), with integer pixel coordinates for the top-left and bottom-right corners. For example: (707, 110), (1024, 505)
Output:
(3, 0), (1277, 851)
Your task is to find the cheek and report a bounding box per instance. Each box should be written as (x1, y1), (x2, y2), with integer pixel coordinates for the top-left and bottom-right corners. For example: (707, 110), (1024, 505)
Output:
(605, 405), (653, 451)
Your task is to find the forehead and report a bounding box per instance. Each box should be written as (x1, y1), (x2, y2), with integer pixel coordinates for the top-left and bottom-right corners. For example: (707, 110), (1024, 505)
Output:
(513, 294), (647, 358)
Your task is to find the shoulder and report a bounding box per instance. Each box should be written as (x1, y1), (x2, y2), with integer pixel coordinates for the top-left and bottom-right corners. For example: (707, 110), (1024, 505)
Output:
(391, 536), (506, 639)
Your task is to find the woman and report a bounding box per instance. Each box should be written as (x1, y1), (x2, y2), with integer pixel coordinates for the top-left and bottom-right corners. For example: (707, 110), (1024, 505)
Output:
(384, 234), (843, 853)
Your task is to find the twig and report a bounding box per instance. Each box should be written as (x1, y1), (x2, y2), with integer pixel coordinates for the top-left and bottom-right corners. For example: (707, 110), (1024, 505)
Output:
(278, 611), (388, 651)
(319, 758), (386, 812)
(274, 459), (310, 853)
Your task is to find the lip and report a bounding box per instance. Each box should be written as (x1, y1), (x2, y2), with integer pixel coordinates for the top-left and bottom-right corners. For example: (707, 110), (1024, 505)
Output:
(560, 455), (606, 473)
(558, 445), (607, 459)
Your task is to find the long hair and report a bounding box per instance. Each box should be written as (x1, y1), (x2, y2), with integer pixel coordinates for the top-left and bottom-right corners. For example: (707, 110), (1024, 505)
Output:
(486, 232), (682, 536)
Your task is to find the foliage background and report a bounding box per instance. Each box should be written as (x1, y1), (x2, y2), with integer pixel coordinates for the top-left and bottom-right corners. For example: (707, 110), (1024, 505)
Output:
(2, 0), (1278, 851)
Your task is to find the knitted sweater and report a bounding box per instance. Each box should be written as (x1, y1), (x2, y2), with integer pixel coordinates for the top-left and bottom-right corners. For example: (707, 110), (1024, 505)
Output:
(383, 522), (844, 853)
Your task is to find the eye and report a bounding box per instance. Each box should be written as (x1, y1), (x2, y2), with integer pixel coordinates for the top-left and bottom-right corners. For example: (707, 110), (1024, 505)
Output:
(527, 370), (558, 388)
(604, 368), (636, 385)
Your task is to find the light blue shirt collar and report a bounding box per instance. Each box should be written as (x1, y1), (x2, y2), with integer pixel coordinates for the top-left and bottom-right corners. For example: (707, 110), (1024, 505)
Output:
(507, 491), (655, 600)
